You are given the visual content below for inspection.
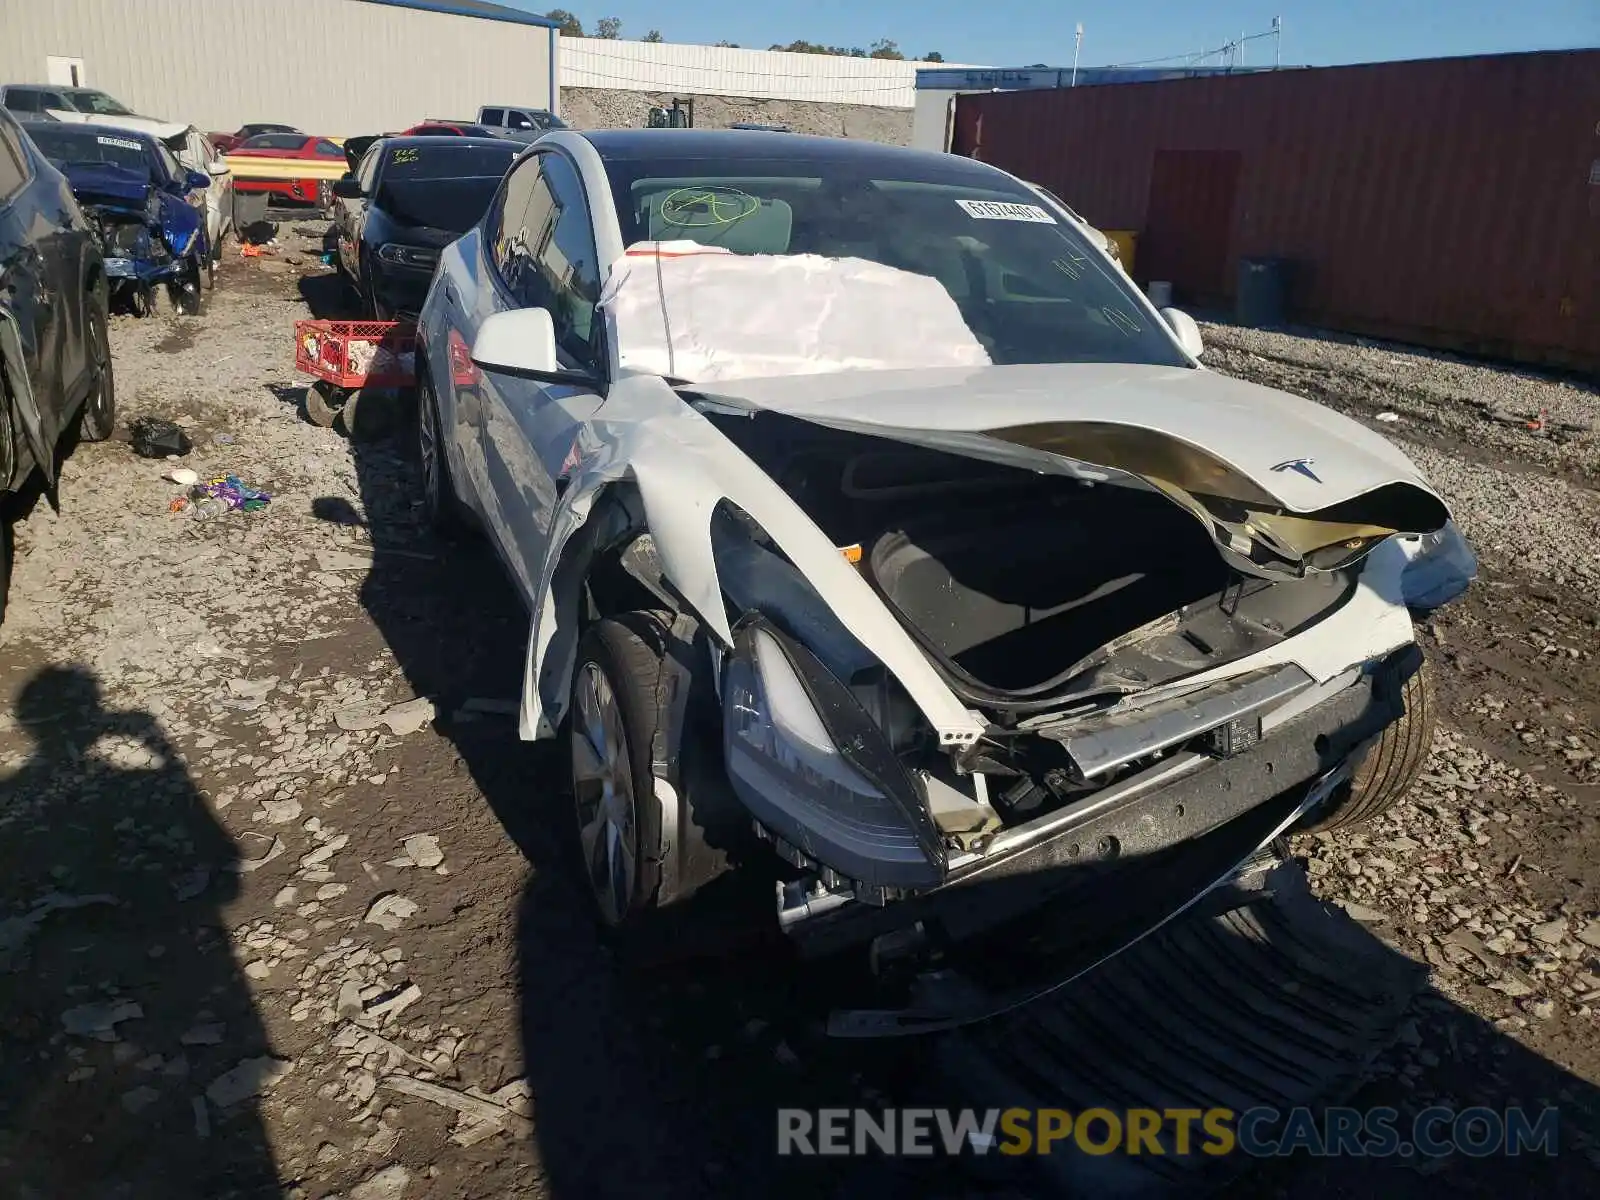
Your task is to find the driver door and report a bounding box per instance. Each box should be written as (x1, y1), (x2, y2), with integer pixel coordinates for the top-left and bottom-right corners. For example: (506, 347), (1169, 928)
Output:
(463, 149), (605, 604)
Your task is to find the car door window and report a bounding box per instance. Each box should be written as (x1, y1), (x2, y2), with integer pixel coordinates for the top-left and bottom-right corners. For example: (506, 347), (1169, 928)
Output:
(154, 141), (183, 186)
(314, 139), (342, 157)
(0, 115), (29, 199)
(506, 110), (535, 131)
(356, 147), (381, 194)
(491, 152), (600, 366)
(481, 108), (505, 125)
(5, 88), (43, 114)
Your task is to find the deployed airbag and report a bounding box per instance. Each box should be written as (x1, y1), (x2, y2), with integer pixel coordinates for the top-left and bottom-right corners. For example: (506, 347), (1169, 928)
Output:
(602, 242), (992, 382)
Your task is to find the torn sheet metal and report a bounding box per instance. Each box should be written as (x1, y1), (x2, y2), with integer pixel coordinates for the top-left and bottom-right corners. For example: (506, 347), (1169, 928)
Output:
(517, 371), (988, 747)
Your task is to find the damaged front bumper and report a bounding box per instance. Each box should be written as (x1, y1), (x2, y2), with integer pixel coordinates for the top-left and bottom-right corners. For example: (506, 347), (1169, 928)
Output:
(772, 644), (1418, 960)
(102, 255), (190, 285)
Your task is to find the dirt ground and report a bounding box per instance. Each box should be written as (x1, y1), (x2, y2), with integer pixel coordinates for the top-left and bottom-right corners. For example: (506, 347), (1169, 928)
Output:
(3, 225), (1600, 1199)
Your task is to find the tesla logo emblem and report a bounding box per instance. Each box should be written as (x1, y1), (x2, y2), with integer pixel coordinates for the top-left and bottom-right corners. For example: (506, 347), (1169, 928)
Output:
(1272, 458), (1322, 483)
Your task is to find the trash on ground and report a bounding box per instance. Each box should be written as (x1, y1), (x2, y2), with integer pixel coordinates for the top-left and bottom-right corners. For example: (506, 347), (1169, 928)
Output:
(129, 417), (192, 458)
(1375, 411), (1400, 422)
(164, 467), (200, 486)
(176, 474), (271, 519)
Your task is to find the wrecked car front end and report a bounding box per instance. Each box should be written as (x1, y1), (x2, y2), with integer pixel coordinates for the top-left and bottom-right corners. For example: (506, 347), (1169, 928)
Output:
(59, 163), (204, 314)
(430, 135), (1477, 1022)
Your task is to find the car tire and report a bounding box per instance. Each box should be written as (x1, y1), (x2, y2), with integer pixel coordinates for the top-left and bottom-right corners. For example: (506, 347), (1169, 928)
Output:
(569, 614), (673, 930)
(416, 369), (468, 535)
(0, 511), (10, 628)
(304, 380), (343, 428)
(360, 258), (386, 320)
(74, 296), (116, 443)
(1300, 656), (1436, 833)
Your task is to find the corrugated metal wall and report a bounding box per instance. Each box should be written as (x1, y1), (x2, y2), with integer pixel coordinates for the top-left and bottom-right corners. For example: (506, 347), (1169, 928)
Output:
(0, 0), (556, 137)
(953, 51), (1600, 372)
(563, 38), (956, 108)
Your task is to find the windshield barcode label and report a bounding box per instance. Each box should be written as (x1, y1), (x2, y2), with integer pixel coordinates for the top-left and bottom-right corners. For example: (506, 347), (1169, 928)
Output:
(956, 200), (1057, 224)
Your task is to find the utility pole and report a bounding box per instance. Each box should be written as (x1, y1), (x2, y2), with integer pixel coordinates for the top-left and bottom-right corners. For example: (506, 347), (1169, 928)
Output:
(1273, 15), (1282, 67)
(1071, 23), (1083, 85)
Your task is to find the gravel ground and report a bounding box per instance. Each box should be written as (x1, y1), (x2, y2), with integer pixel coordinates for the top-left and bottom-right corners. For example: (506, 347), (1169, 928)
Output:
(2, 235), (1600, 1198)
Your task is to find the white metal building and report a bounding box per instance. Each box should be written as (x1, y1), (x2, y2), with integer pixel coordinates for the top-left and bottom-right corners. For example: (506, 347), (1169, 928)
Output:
(0, 0), (559, 137)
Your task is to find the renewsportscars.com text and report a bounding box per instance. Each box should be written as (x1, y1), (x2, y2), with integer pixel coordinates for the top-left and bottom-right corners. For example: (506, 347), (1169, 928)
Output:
(777, 1106), (1559, 1159)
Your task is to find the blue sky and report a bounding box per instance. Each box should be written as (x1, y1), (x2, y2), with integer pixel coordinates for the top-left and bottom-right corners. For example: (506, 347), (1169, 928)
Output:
(507, 1), (1598, 67)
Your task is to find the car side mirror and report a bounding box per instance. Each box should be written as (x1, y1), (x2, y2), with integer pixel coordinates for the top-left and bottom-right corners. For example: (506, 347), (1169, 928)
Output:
(1160, 307), (1205, 359)
(472, 308), (597, 386)
(332, 176), (363, 199)
(182, 169), (211, 192)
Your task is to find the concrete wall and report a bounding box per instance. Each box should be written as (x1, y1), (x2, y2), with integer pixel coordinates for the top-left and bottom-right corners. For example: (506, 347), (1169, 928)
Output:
(561, 87), (914, 145)
(0, 0), (556, 137)
(563, 38), (958, 108)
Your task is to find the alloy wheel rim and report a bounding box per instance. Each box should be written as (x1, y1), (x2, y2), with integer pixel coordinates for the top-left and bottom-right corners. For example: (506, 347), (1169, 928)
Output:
(418, 383), (439, 514)
(571, 662), (637, 925)
(85, 310), (111, 431)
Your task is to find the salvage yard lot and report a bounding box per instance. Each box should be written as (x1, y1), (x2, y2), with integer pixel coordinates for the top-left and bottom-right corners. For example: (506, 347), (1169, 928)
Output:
(2, 223), (1600, 1198)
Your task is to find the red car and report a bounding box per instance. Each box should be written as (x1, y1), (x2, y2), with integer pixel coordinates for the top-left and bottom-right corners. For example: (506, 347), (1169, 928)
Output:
(401, 121), (501, 138)
(208, 122), (302, 154)
(226, 132), (346, 210)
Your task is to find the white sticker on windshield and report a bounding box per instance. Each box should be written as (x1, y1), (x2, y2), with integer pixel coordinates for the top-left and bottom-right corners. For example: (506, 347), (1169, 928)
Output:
(956, 199), (1057, 224)
(96, 135), (142, 151)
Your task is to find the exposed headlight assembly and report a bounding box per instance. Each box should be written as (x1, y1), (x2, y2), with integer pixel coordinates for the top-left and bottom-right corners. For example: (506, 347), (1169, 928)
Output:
(377, 243), (439, 269)
(1399, 519), (1478, 611)
(723, 616), (945, 889)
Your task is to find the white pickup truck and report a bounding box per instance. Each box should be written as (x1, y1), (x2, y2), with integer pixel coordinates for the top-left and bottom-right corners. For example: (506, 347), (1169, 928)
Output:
(474, 105), (568, 142)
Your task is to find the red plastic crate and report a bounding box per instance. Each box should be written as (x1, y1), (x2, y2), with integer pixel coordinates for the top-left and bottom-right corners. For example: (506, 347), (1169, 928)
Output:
(294, 319), (417, 389)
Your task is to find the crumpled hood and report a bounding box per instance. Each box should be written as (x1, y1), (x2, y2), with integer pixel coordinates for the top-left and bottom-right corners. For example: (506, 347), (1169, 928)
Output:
(75, 114), (189, 141)
(60, 162), (152, 208)
(690, 363), (1451, 575)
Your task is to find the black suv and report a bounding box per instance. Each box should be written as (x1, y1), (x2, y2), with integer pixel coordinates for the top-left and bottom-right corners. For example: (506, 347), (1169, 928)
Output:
(0, 108), (115, 619)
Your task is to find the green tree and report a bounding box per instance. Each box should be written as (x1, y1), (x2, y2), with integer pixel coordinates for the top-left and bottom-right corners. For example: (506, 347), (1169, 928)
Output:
(544, 8), (583, 36)
(714, 39), (740, 47)
(642, 29), (664, 42)
(868, 38), (904, 60)
(596, 15), (622, 38)
(924, 51), (945, 62)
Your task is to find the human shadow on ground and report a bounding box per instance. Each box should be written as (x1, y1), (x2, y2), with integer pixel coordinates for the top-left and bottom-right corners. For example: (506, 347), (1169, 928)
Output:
(0, 665), (279, 1199)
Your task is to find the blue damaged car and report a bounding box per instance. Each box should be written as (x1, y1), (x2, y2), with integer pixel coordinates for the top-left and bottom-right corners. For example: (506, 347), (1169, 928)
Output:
(21, 120), (211, 315)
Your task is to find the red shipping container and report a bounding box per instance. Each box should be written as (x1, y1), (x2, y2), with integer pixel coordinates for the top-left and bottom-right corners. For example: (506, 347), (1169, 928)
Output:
(953, 50), (1600, 373)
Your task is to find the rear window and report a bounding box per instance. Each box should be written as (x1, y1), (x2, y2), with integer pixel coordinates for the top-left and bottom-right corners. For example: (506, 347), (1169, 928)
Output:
(27, 126), (155, 178)
(239, 133), (306, 151)
(4, 88), (46, 113)
(378, 142), (517, 182)
(63, 89), (132, 116)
